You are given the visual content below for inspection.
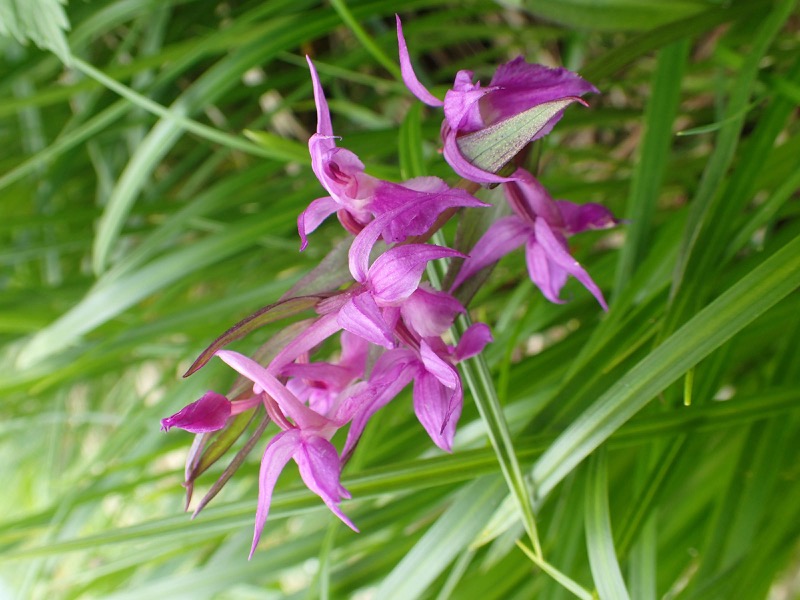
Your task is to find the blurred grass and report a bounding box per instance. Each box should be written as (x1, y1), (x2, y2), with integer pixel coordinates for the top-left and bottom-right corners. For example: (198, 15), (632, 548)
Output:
(1, 0), (799, 598)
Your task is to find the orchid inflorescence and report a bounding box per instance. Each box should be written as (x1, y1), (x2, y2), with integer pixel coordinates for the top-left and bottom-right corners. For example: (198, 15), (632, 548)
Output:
(161, 16), (618, 558)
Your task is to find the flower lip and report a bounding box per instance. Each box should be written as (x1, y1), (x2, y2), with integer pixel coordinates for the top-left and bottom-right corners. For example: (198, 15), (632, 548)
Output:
(160, 391), (232, 434)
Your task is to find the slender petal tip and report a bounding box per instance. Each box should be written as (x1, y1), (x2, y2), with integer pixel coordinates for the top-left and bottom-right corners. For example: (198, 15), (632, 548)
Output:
(396, 15), (444, 107)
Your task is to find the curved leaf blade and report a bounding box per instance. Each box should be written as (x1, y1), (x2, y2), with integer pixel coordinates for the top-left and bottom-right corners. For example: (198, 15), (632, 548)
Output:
(533, 233), (800, 498)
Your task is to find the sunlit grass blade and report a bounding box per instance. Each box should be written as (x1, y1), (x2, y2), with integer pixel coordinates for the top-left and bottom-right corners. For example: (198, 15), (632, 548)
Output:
(532, 233), (800, 497)
(584, 449), (630, 600)
(375, 477), (506, 599)
(666, 0), (797, 321)
(614, 40), (688, 293)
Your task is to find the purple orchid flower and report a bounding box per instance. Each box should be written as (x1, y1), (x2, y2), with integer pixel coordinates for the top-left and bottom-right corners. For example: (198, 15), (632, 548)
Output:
(396, 16), (597, 184)
(342, 322), (492, 455)
(300, 57), (487, 249)
(452, 168), (617, 309)
(400, 283), (465, 338)
(337, 242), (463, 348)
(300, 57), (380, 249)
(332, 199), (468, 348)
(368, 176), (487, 244)
(284, 331), (369, 416)
(214, 349), (360, 558)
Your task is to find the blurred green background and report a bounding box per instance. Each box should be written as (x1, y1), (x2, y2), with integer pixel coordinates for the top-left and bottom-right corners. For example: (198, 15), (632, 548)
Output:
(1, 0), (799, 598)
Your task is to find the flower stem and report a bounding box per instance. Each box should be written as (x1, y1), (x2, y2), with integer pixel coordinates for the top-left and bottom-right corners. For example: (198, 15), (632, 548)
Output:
(427, 231), (543, 557)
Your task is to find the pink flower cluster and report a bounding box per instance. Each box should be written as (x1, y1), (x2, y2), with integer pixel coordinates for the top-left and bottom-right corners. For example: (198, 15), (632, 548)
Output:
(162, 16), (618, 557)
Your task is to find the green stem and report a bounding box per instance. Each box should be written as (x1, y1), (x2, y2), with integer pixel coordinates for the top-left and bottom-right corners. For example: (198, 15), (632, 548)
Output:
(427, 231), (543, 557)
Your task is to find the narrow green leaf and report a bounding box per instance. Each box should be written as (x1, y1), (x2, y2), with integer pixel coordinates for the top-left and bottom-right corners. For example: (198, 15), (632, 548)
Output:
(183, 295), (326, 376)
(399, 102), (427, 180)
(614, 40), (688, 293)
(6, 383), (798, 560)
(330, 0), (402, 80)
(455, 311), (544, 556)
(582, 2), (760, 81)
(83, 7), (339, 274)
(616, 436), (686, 558)
(191, 412), (271, 517)
(518, 0), (708, 32)
(516, 541), (594, 600)
(667, 0), (797, 314)
(0, 100), (128, 192)
(375, 477), (505, 599)
(243, 129), (310, 163)
(533, 233), (800, 498)
(428, 221), (544, 557)
(585, 449), (630, 600)
(16, 213), (294, 368)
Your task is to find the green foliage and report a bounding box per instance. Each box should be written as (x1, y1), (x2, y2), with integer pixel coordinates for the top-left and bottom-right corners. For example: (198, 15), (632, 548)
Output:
(2, 0), (799, 598)
(0, 0), (71, 63)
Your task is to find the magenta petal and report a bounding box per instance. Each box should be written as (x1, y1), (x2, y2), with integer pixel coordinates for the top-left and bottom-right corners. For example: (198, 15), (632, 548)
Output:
(396, 16), (444, 107)
(412, 371), (460, 452)
(348, 211), (387, 283)
(338, 293), (395, 349)
(160, 391), (231, 433)
(526, 236), (569, 305)
(443, 70), (495, 132)
(419, 339), (459, 390)
(485, 58), (598, 125)
(298, 196), (339, 250)
(250, 429), (302, 559)
(401, 286), (465, 338)
(305, 60), (375, 219)
(310, 141), (372, 211)
(329, 379), (370, 426)
(454, 323), (493, 361)
(451, 216), (531, 290)
(295, 435), (358, 531)
(338, 330), (369, 376)
(391, 174), (449, 195)
(215, 350), (332, 430)
(307, 56), (333, 136)
(532, 218), (608, 310)
(371, 178), (487, 243)
(308, 134), (337, 188)
(504, 169), (563, 227)
(369, 244), (464, 304)
(283, 362), (354, 391)
(269, 312), (342, 375)
(341, 353), (416, 457)
(349, 179), (485, 278)
(555, 200), (618, 235)
(418, 340), (463, 449)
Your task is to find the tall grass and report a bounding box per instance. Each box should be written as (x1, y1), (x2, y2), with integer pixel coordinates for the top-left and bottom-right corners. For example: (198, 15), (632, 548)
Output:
(1, 0), (799, 598)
